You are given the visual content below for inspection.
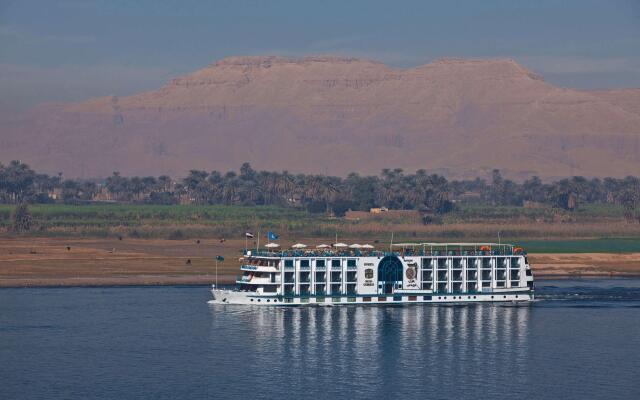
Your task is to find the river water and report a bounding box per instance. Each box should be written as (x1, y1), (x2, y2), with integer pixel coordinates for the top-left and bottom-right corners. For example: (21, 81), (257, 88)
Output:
(1, 279), (639, 399)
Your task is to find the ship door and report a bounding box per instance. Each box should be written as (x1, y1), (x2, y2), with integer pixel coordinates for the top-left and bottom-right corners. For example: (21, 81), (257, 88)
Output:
(377, 256), (403, 294)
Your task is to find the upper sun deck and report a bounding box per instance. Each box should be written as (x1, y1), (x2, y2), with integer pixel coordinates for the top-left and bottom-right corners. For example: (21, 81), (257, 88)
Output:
(244, 242), (525, 259)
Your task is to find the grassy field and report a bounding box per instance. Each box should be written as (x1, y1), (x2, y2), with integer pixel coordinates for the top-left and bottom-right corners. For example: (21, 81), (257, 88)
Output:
(0, 204), (335, 238)
(516, 238), (640, 253)
(1, 203), (640, 247)
(442, 203), (625, 222)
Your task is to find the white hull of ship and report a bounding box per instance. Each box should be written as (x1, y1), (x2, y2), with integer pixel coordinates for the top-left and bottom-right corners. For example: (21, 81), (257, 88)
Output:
(209, 287), (533, 306)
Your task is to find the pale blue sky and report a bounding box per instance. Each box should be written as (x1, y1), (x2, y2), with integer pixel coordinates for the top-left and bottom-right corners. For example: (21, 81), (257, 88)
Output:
(1, 0), (639, 112)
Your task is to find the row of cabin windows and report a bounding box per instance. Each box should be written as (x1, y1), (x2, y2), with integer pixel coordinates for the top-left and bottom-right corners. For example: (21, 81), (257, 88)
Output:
(285, 271), (521, 285)
(284, 271), (356, 283)
(285, 283), (357, 296)
(423, 269), (519, 280)
(284, 259), (357, 268)
(283, 294), (522, 303)
(422, 258), (521, 269)
(422, 265), (520, 273)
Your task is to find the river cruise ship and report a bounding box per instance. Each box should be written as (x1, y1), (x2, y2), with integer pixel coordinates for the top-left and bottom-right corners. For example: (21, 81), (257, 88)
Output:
(210, 242), (534, 305)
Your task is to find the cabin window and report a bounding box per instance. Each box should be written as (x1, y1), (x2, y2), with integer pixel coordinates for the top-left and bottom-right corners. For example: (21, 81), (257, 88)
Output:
(300, 259), (310, 268)
(346, 284), (357, 295)
(284, 259), (294, 268)
(423, 296), (432, 301)
(316, 259), (325, 267)
(331, 259), (341, 268)
(347, 259), (356, 267)
(363, 297), (372, 302)
(331, 283), (342, 294)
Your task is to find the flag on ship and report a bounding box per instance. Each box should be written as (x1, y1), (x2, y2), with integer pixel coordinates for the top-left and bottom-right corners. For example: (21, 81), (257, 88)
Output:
(268, 231), (279, 241)
(216, 255), (224, 261)
(245, 232), (254, 238)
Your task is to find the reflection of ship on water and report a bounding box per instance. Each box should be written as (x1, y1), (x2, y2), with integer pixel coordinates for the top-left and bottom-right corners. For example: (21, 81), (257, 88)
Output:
(211, 242), (535, 305)
(217, 305), (531, 397)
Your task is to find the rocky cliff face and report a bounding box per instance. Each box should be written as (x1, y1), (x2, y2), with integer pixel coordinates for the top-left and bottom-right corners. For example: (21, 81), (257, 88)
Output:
(2, 56), (639, 179)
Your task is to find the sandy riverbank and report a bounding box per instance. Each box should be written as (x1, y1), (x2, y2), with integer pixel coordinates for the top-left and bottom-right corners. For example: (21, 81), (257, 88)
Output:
(1, 237), (639, 287)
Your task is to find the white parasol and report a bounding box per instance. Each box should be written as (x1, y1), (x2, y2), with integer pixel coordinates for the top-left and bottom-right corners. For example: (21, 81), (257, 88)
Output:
(333, 243), (348, 248)
(265, 242), (280, 248)
(292, 243), (307, 249)
(348, 244), (362, 249)
(361, 244), (374, 249)
(316, 244), (330, 249)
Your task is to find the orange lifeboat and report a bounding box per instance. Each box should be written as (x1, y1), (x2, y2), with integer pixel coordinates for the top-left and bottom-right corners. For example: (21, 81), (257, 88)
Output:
(479, 245), (491, 252)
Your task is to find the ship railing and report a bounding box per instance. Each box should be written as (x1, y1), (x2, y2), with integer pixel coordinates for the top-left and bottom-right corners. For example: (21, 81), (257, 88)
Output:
(246, 249), (524, 258)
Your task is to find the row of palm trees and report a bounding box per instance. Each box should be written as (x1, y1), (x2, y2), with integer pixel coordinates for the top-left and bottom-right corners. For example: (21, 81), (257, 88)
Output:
(1, 161), (639, 218)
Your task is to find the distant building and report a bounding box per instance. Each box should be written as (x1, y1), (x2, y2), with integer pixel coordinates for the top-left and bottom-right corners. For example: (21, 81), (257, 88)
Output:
(92, 186), (114, 202)
(48, 188), (62, 200)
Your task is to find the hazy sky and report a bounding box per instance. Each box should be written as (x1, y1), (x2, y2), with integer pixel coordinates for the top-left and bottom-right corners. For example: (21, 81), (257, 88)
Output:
(1, 0), (639, 113)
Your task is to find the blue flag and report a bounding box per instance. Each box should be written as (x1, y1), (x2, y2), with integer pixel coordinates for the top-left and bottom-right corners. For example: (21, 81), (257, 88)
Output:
(267, 231), (279, 241)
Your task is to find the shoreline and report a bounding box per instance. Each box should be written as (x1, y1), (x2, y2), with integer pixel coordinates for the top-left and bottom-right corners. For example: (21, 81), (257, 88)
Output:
(2, 237), (640, 288)
(1, 273), (640, 289)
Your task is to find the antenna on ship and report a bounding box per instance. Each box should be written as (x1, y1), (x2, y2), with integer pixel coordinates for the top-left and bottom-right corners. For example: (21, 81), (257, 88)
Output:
(390, 232), (394, 252)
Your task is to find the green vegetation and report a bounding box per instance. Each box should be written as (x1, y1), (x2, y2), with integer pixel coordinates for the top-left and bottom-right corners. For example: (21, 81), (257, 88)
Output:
(1, 160), (639, 245)
(2, 161), (640, 222)
(1, 204), (639, 252)
(444, 203), (625, 223)
(10, 203), (32, 233)
(0, 203), (334, 238)
(516, 238), (640, 253)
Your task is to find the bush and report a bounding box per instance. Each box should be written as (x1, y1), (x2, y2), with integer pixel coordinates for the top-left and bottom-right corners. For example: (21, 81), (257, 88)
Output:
(147, 192), (179, 205)
(168, 229), (185, 240)
(12, 203), (33, 233)
(306, 200), (327, 214)
(330, 200), (356, 217)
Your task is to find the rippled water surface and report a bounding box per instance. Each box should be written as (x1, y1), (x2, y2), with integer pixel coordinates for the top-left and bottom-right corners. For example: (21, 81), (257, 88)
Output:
(1, 279), (639, 400)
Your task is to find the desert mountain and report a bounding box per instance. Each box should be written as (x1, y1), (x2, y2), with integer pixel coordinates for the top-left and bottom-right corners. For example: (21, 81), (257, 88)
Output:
(2, 56), (639, 179)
